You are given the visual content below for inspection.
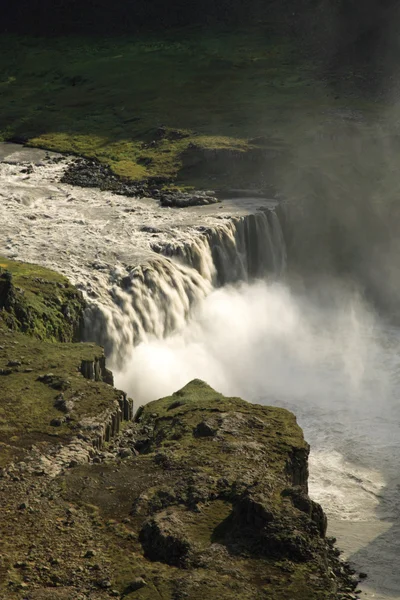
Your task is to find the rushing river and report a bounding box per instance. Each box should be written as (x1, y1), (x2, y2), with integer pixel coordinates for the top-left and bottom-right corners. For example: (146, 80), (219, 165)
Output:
(2, 142), (400, 599)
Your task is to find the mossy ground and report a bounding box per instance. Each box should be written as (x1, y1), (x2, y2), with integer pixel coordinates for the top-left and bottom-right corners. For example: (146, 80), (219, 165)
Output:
(57, 381), (339, 599)
(0, 258), (122, 468)
(0, 29), (365, 188)
(0, 255), (85, 342)
(0, 324), (118, 467)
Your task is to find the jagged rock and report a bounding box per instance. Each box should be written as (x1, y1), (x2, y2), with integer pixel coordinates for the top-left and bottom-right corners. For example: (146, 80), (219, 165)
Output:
(0, 368), (12, 375)
(282, 486), (328, 537)
(118, 449), (132, 459)
(54, 394), (74, 413)
(160, 191), (220, 208)
(140, 512), (193, 567)
(235, 492), (274, 527)
(0, 365), (358, 599)
(7, 359), (21, 367)
(37, 374), (71, 391)
(122, 578), (147, 594)
(193, 419), (219, 437)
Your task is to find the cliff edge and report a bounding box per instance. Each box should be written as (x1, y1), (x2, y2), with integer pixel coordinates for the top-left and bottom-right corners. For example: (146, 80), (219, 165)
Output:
(0, 259), (357, 599)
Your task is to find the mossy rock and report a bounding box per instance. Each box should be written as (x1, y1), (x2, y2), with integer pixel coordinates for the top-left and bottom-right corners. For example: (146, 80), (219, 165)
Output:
(56, 380), (352, 599)
(0, 256), (85, 342)
(0, 258), (124, 469)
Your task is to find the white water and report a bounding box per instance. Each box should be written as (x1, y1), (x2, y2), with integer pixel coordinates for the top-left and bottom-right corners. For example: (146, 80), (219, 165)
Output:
(0, 144), (281, 362)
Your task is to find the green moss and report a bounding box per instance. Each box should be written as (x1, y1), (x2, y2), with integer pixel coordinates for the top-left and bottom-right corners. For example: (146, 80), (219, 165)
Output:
(0, 255), (85, 342)
(0, 258), (123, 468)
(0, 322), (120, 466)
(138, 379), (305, 471)
(0, 30), (341, 187)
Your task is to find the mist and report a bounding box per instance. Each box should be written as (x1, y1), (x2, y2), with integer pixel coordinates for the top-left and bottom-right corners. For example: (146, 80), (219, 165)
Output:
(115, 278), (375, 404)
(115, 275), (400, 523)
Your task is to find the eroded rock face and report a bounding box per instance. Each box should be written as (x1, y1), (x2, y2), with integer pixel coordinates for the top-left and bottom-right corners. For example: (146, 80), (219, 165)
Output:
(130, 380), (331, 574)
(0, 377), (358, 599)
(56, 379), (358, 599)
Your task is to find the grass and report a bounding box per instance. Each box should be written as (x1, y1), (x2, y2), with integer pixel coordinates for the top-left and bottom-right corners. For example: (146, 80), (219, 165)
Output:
(138, 379), (305, 468)
(0, 255), (85, 342)
(0, 29), (335, 186)
(0, 258), (122, 467)
(0, 323), (118, 465)
(59, 380), (335, 599)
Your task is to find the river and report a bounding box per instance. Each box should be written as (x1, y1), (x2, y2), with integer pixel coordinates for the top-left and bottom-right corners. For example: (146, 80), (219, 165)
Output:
(1, 142), (400, 599)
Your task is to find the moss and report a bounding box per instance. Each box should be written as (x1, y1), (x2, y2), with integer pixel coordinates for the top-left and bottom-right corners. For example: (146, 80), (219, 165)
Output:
(138, 379), (305, 473)
(0, 258), (124, 469)
(0, 376), (351, 598)
(0, 255), (85, 342)
(0, 322), (121, 467)
(52, 380), (347, 598)
(0, 30), (346, 188)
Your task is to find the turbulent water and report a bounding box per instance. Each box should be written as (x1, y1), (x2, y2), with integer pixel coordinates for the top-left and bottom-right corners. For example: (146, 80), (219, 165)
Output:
(2, 143), (400, 599)
(0, 144), (282, 362)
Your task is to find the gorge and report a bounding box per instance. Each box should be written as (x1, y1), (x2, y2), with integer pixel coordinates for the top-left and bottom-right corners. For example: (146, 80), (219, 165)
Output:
(1, 138), (400, 599)
(3, 0), (400, 596)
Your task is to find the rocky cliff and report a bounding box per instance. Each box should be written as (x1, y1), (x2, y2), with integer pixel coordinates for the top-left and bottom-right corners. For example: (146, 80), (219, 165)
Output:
(0, 259), (358, 598)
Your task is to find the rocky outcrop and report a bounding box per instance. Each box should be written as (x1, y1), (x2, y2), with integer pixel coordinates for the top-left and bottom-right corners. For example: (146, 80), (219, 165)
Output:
(80, 356), (114, 386)
(159, 190), (220, 208)
(0, 258), (85, 342)
(131, 380), (338, 582)
(0, 374), (361, 599)
(0, 257), (358, 598)
(0, 258), (134, 484)
(80, 392), (134, 450)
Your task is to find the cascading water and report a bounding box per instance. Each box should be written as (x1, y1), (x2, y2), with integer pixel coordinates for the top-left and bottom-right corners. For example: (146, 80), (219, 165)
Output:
(156, 210), (286, 285)
(83, 209), (286, 362)
(2, 142), (400, 600)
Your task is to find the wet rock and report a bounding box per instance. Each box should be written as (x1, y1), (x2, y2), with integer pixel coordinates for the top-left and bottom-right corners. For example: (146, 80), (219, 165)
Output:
(61, 159), (142, 197)
(160, 191), (220, 208)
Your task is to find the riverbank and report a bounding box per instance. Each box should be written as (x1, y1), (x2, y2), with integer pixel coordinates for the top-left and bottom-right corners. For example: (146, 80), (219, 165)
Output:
(0, 30), (383, 194)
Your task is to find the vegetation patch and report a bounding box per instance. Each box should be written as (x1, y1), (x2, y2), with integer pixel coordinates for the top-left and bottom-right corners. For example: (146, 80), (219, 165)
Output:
(0, 255), (85, 342)
(0, 31), (334, 189)
(0, 258), (123, 468)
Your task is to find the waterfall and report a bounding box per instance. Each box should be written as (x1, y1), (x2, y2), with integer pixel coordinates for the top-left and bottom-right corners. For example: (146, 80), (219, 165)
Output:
(155, 210), (286, 284)
(83, 208), (286, 364)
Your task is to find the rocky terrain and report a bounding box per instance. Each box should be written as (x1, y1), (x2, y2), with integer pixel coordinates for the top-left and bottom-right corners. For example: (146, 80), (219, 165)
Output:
(0, 256), (363, 599)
